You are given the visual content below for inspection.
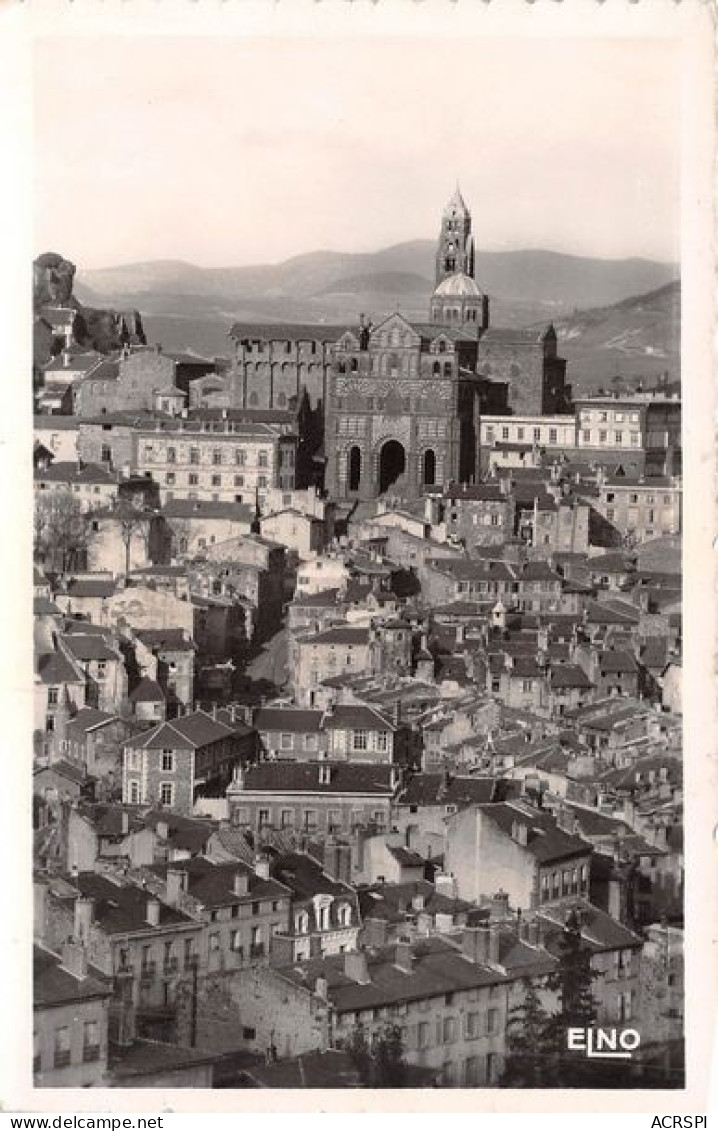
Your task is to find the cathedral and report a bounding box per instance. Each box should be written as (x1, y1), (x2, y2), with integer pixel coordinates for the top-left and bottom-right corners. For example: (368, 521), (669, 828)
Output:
(324, 187), (571, 500)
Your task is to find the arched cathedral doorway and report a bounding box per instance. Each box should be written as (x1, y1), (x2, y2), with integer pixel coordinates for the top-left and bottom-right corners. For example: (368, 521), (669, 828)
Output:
(379, 440), (406, 494)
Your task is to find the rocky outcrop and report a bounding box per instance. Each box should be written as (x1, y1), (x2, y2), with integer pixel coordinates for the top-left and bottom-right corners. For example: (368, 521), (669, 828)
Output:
(33, 251), (146, 362)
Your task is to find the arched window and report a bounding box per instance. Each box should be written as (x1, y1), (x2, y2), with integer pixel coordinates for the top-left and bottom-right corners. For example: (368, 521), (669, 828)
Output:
(438, 339), (447, 354)
(347, 445), (361, 492)
(248, 391), (259, 406)
(337, 903), (352, 927)
(423, 449), (436, 487)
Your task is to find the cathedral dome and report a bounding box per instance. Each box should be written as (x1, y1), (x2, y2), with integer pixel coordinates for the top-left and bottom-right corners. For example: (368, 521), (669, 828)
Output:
(433, 272), (481, 298)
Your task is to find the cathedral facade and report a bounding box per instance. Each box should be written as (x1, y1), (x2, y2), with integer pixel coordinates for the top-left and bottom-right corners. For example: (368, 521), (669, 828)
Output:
(324, 313), (489, 500)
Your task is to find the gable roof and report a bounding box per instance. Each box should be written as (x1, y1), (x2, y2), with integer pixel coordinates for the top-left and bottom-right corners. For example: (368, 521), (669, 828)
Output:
(238, 762), (396, 796)
(476, 802), (593, 864)
(323, 704), (395, 732)
(37, 650), (83, 685)
(254, 707), (324, 734)
(34, 945), (112, 1009)
(131, 711), (239, 750)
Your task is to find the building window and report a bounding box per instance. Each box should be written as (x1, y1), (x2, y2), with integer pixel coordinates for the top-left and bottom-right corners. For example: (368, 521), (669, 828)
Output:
(258, 451), (269, 468)
(615, 431), (623, 445)
(352, 730), (368, 751)
(583, 430), (591, 443)
(47, 687), (59, 706)
(83, 1021), (100, 1062)
(280, 808), (294, 829)
(54, 1027), (71, 1069)
(599, 431), (607, 443)
(630, 432), (639, 445)
(212, 449), (222, 466)
(258, 476), (268, 489)
(160, 782), (174, 807)
(189, 447), (199, 464)
(549, 428), (558, 443)
(279, 733), (292, 750)
(502, 427), (510, 441)
(211, 474), (221, 487)
(161, 751), (174, 772)
(231, 930), (243, 953)
(166, 472), (175, 486)
(443, 1017), (457, 1044)
(337, 902), (352, 927)
(235, 450), (246, 466)
(129, 780), (140, 804)
(167, 447), (176, 463)
(101, 444), (112, 463)
(376, 732), (388, 752)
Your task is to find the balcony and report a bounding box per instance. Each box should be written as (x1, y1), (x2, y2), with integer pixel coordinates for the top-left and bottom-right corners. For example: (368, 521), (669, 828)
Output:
(83, 1044), (101, 1063)
(139, 961), (156, 982)
(163, 957), (179, 976)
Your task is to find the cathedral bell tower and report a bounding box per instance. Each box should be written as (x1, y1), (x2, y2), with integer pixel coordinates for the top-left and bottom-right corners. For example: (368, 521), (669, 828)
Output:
(435, 184), (475, 286)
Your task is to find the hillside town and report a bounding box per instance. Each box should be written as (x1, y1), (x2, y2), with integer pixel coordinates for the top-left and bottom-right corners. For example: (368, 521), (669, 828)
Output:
(32, 190), (683, 1090)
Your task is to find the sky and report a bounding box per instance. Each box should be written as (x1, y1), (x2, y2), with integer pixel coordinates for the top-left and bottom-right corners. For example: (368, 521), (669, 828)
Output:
(33, 35), (681, 270)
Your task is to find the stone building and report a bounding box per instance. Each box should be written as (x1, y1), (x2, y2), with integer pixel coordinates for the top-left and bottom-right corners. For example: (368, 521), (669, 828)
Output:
(324, 313), (486, 500)
(478, 326), (571, 416)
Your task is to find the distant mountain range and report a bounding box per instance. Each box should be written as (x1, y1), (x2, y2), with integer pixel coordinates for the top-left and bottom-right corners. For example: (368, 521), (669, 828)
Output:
(75, 242), (679, 393)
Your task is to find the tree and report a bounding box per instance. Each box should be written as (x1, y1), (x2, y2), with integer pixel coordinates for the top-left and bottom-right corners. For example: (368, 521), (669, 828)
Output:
(500, 978), (552, 1087)
(113, 500), (151, 575)
(543, 908), (605, 1086)
(346, 1022), (408, 1088)
(373, 1022), (408, 1088)
(346, 1022), (372, 1087)
(35, 489), (90, 573)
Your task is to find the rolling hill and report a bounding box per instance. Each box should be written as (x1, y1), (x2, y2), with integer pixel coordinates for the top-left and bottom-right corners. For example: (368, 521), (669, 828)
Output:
(550, 280), (680, 392)
(74, 244), (680, 388)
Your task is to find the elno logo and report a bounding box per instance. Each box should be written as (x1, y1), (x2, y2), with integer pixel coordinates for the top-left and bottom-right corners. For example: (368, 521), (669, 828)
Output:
(567, 1027), (641, 1060)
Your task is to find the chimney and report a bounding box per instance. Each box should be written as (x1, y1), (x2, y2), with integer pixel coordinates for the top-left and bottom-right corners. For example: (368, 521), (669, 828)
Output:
(166, 867), (185, 906)
(234, 871), (250, 897)
(488, 922), (501, 965)
(254, 854), (270, 881)
(434, 872), (456, 898)
(511, 820), (528, 847)
(60, 937), (88, 980)
(461, 925), (490, 965)
(394, 940), (414, 974)
(489, 889), (510, 922)
(344, 950), (370, 984)
(74, 896), (95, 944)
(146, 897), (161, 927)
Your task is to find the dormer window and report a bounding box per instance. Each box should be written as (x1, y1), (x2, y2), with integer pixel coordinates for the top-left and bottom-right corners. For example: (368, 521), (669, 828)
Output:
(318, 765), (332, 785)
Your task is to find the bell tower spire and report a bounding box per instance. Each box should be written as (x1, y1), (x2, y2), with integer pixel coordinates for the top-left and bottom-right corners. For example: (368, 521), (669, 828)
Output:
(435, 185), (475, 286)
